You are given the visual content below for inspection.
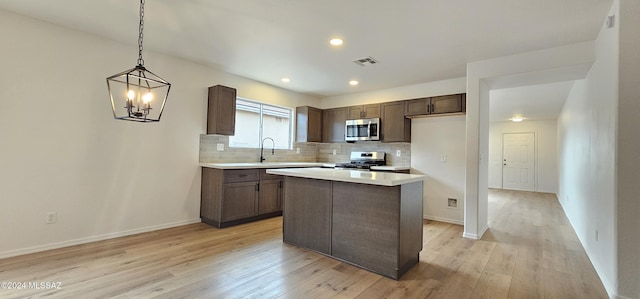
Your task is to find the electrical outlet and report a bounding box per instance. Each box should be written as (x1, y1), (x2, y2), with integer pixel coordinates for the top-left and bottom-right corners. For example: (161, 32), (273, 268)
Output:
(216, 143), (224, 151)
(296, 147), (300, 154)
(396, 150), (401, 157)
(332, 149), (337, 155)
(46, 212), (57, 224)
(441, 154), (447, 163)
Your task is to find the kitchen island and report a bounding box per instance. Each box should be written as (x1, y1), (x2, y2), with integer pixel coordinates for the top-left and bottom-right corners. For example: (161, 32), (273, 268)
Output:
(266, 168), (425, 280)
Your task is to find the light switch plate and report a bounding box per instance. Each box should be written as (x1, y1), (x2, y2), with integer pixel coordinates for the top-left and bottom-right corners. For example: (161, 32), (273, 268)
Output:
(441, 154), (447, 162)
(332, 149), (337, 155)
(296, 148), (300, 154)
(216, 143), (224, 151)
(396, 150), (401, 157)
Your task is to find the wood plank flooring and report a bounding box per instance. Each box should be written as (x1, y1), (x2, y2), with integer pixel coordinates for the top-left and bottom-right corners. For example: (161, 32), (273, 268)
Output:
(0, 189), (608, 298)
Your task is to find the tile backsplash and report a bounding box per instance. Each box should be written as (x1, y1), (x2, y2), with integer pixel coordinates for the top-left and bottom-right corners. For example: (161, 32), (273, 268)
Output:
(316, 142), (410, 166)
(199, 134), (411, 166)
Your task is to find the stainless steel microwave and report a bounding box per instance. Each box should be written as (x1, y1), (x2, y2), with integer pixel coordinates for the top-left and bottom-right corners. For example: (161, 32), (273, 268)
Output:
(345, 118), (380, 141)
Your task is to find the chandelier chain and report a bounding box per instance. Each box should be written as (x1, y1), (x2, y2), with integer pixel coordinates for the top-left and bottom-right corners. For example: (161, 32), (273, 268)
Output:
(137, 0), (145, 66)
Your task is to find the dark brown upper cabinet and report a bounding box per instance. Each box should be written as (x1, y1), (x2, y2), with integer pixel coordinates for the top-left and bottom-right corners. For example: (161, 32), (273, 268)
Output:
(431, 94), (466, 114)
(381, 101), (411, 143)
(296, 106), (323, 143)
(404, 93), (466, 118)
(322, 107), (349, 143)
(207, 85), (237, 135)
(347, 104), (381, 119)
(404, 97), (431, 116)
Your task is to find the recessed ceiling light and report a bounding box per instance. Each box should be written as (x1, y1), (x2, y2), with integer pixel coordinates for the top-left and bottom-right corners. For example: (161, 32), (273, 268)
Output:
(281, 77), (290, 83)
(349, 80), (359, 86)
(510, 115), (525, 122)
(330, 38), (344, 46)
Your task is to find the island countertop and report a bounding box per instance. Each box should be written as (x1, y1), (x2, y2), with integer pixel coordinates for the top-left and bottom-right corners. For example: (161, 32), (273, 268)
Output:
(266, 167), (425, 186)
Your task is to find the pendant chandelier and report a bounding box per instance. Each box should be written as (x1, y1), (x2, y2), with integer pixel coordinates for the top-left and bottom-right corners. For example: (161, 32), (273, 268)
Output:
(106, 0), (171, 122)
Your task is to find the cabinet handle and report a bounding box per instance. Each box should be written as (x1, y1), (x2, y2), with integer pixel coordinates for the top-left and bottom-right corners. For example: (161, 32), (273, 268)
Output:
(279, 181), (283, 188)
(239, 174), (248, 177)
(427, 102), (431, 114)
(256, 183), (260, 191)
(431, 103), (435, 113)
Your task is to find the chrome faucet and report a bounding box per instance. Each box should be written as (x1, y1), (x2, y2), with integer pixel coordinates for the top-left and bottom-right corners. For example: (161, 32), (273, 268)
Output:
(260, 137), (275, 163)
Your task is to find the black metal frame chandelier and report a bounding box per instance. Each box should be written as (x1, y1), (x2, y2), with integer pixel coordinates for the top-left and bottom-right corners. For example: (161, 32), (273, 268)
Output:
(106, 0), (171, 122)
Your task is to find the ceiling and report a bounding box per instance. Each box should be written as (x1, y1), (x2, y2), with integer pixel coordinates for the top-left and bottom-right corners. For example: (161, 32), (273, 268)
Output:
(0, 0), (612, 99)
(490, 81), (575, 122)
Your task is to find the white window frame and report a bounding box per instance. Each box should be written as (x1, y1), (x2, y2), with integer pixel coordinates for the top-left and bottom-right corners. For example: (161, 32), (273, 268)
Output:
(229, 97), (293, 150)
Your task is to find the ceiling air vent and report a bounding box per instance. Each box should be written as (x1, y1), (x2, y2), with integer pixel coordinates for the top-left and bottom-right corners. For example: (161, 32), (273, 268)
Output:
(353, 56), (379, 66)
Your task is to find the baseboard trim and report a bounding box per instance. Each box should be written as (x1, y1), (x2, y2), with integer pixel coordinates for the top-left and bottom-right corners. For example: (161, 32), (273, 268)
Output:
(0, 218), (202, 259)
(462, 224), (489, 240)
(423, 215), (464, 226)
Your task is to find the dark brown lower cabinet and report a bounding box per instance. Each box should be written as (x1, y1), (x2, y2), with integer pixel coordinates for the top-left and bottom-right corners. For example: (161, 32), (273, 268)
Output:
(258, 172), (283, 215)
(282, 176), (423, 279)
(201, 168), (283, 228)
(221, 181), (258, 222)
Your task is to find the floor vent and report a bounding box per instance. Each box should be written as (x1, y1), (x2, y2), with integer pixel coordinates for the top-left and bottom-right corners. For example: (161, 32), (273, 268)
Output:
(353, 56), (379, 66)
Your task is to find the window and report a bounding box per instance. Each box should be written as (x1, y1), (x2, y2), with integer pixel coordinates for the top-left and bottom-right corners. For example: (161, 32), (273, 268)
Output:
(228, 98), (293, 149)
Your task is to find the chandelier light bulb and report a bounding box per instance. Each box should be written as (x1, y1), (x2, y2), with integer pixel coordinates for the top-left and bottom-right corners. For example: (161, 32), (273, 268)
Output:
(142, 92), (153, 103)
(127, 90), (135, 100)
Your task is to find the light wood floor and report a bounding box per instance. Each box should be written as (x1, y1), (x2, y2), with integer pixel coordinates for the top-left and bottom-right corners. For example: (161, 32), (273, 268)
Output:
(0, 189), (608, 299)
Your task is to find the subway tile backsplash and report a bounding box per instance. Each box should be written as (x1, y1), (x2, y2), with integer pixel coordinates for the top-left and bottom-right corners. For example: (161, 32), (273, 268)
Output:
(199, 134), (411, 166)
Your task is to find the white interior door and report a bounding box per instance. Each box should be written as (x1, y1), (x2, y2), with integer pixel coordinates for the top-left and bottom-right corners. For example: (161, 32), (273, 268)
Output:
(502, 133), (535, 191)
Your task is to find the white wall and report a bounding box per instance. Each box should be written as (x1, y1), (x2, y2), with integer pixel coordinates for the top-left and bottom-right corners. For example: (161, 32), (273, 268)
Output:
(488, 120), (558, 193)
(0, 9), (320, 258)
(616, 0), (640, 298)
(412, 116), (466, 224)
(322, 78), (467, 224)
(557, 1), (618, 296)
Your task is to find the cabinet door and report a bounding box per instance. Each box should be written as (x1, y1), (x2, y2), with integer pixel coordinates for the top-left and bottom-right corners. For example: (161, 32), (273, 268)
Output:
(207, 85), (237, 135)
(258, 179), (282, 214)
(381, 102), (411, 142)
(348, 105), (381, 119)
(296, 106), (322, 142)
(431, 94), (463, 114)
(221, 181), (258, 221)
(405, 98), (430, 116)
(363, 104), (381, 118)
(347, 106), (363, 119)
(322, 108), (348, 143)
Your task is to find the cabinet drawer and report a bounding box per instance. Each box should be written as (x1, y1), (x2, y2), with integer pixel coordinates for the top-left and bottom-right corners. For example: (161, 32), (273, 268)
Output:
(224, 169), (259, 183)
(259, 169), (284, 180)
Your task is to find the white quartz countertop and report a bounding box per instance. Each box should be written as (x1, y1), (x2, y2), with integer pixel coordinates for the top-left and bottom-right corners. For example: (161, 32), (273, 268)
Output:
(266, 168), (425, 186)
(200, 162), (324, 169)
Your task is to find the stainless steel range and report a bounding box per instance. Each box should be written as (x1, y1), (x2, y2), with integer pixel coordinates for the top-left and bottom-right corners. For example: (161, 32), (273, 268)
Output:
(335, 151), (386, 170)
